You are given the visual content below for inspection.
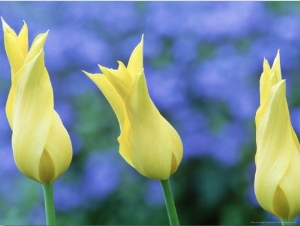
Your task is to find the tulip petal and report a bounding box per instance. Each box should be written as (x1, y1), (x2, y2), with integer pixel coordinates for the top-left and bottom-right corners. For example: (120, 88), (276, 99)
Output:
(11, 50), (53, 182)
(83, 71), (134, 167)
(5, 31), (48, 128)
(39, 149), (55, 183)
(255, 80), (300, 220)
(127, 36), (143, 78)
(2, 18), (28, 74)
(42, 112), (72, 183)
(278, 153), (300, 220)
(259, 52), (281, 106)
(3, 20), (73, 184)
(24, 32), (49, 65)
(83, 71), (125, 128)
(84, 36), (183, 180)
(127, 72), (183, 179)
(99, 63), (133, 101)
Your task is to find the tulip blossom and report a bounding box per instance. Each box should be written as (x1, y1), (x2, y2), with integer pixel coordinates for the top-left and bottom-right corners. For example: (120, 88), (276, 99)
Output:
(2, 19), (72, 184)
(254, 51), (300, 221)
(84, 37), (183, 180)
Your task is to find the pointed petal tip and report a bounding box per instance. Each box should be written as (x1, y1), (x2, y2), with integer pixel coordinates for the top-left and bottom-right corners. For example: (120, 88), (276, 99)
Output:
(1, 17), (9, 30)
(263, 58), (271, 69)
(140, 35), (144, 46)
(22, 20), (27, 26)
(98, 64), (109, 74)
(82, 70), (93, 77)
(275, 50), (281, 61)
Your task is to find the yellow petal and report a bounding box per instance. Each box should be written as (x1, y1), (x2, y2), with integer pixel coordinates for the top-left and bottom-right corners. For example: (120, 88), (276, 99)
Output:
(271, 51), (282, 82)
(42, 112), (72, 183)
(24, 32), (49, 65)
(6, 32), (48, 128)
(39, 149), (55, 183)
(83, 71), (134, 167)
(273, 186), (290, 219)
(127, 36), (144, 78)
(277, 153), (300, 220)
(99, 63), (133, 101)
(259, 51), (282, 106)
(12, 51), (54, 182)
(3, 20), (72, 184)
(83, 71), (126, 129)
(2, 18), (28, 75)
(17, 21), (28, 58)
(255, 79), (300, 220)
(259, 59), (271, 106)
(84, 36), (183, 180)
(127, 72), (183, 179)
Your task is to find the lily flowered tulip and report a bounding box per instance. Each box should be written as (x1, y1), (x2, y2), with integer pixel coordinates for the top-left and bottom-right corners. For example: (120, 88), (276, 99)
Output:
(2, 19), (72, 184)
(84, 37), (183, 180)
(254, 51), (300, 221)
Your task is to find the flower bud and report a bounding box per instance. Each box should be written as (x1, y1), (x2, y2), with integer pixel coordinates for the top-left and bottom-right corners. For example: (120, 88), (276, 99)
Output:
(2, 19), (72, 184)
(255, 51), (300, 220)
(84, 37), (183, 180)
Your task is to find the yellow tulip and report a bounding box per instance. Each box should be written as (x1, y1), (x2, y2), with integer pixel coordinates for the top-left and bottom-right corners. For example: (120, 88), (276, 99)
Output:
(254, 51), (300, 221)
(2, 19), (72, 184)
(83, 37), (183, 180)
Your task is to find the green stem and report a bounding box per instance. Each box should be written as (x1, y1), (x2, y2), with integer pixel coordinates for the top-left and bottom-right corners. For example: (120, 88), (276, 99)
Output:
(42, 183), (56, 225)
(160, 179), (180, 226)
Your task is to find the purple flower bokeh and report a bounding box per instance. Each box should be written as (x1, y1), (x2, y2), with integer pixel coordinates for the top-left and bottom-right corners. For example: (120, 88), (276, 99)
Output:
(82, 150), (122, 201)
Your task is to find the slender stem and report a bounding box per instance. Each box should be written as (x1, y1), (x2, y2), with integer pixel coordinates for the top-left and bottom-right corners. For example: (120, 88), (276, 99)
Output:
(160, 179), (180, 226)
(42, 183), (56, 225)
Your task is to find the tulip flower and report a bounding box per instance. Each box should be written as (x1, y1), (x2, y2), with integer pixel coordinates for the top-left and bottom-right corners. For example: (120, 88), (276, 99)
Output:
(2, 19), (72, 184)
(254, 51), (300, 221)
(83, 37), (183, 180)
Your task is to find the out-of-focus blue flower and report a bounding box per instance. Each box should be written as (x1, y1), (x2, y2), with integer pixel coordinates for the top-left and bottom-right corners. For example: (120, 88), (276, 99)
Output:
(145, 180), (165, 206)
(143, 2), (266, 40)
(174, 109), (212, 158)
(171, 36), (198, 64)
(272, 15), (300, 43)
(191, 47), (259, 121)
(142, 34), (164, 59)
(211, 123), (248, 166)
(27, 205), (45, 224)
(83, 151), (121, 200)
(194, 2), (267, 40)
(0, 144), (16, 174)
(45, 27), (113, 72)
(147, 66), (187, 112)
(0, 145), (20, 207)
(144, 2), (183, 37)
(54, 181), (84, 211)
(93, 2), (139, 35)
(249, 37), (299, 72)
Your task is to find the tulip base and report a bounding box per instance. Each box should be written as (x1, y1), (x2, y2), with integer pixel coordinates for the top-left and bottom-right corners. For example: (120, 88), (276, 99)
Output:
(160, 179), (180, 226)
(42, 183), (56, 225)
